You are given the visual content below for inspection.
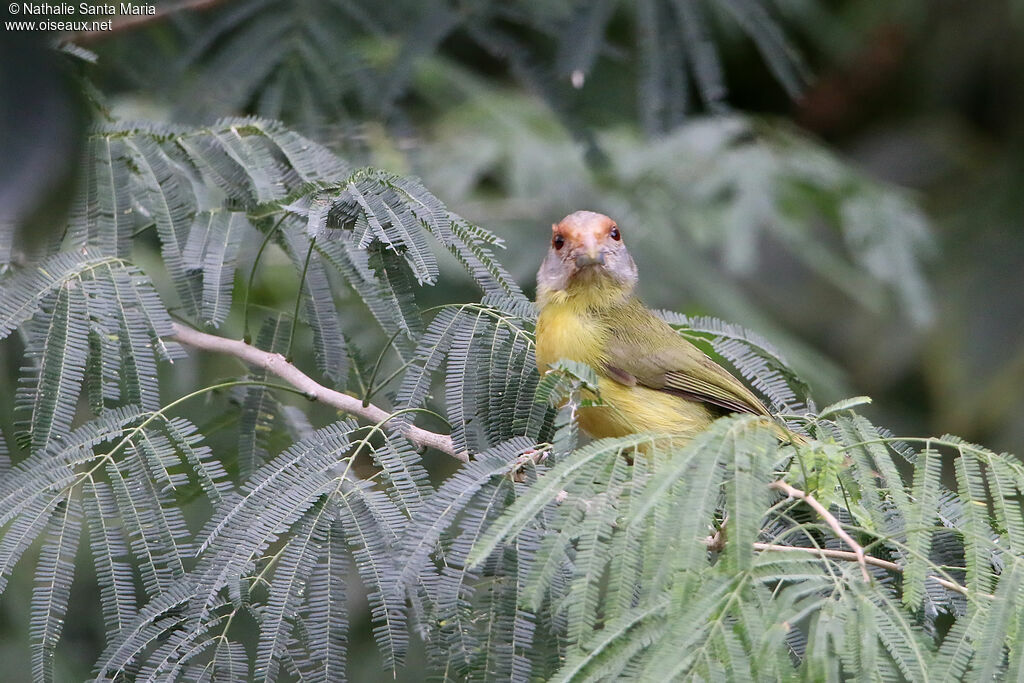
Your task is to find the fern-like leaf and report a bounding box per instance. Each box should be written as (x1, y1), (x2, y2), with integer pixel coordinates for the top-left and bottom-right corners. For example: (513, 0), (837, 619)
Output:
(29, 496), (82, 683)
(82, 479), (137, 638)
(184, 211), (253, 327)
(299, 521), (349, 682)
(16, 282), (90, 451)
(254, 500), (334, 682)
(238, 315), (292, 477)
(903, 444), (943, 609)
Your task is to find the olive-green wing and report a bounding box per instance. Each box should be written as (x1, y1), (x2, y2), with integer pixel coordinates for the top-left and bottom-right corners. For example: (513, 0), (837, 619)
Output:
(602, 304), (770, 417)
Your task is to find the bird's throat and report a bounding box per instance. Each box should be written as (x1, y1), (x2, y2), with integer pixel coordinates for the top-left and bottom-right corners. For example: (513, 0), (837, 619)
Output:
(537, 272), (632, 310)
(535, 280), (631, 373)
(535, 297), (609, 373)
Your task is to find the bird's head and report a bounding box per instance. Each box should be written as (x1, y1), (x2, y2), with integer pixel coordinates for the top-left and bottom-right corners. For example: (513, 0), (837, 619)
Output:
(536, 210), (638, 305)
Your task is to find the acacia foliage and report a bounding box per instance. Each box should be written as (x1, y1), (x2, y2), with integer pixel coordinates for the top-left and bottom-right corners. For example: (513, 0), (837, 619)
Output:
(1, 115), (1022, 682)
(126, 0), (809, 135)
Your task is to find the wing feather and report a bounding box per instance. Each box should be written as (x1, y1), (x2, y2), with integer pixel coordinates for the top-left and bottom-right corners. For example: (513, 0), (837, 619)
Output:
(602, 300), (770, 417)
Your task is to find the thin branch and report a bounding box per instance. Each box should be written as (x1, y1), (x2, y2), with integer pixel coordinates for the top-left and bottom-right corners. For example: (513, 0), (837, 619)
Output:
(770, 479), (871, 582)
(698, 536), (972, 596)
(64, 0), (233, 45)
(707, 526), (726, 553)
(169, 322), (467, 462)
(752, 542), (971, 596)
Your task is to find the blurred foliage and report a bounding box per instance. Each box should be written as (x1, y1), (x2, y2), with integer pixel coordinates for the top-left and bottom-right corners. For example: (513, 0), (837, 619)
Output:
(89, 0), (808, 135)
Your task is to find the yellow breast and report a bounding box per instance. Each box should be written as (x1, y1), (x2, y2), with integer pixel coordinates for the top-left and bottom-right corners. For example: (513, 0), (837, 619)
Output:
(577, 379), (715, 439)
(535, 297), (715, 440)
(535, 298), (608, 371)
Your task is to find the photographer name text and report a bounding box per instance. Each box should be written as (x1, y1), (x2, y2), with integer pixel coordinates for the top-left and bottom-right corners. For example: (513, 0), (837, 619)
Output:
(13, 3), (155, 16)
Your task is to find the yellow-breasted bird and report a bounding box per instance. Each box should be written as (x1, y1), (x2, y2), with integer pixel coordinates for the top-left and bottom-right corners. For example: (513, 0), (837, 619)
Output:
(535, 210), (796, 442)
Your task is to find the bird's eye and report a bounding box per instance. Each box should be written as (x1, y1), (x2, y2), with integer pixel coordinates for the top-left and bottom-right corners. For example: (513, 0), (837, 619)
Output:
(610, 226), (620, 241)
(553, 234), (565, 250)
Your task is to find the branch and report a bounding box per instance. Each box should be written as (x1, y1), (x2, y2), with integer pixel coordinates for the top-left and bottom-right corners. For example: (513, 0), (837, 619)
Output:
(169, 322), (467, 462)
(770, 480), (871, 582)
(752, 543), (971, 596)
(700, 537), (972, 596)
(64, 0), (232, 45)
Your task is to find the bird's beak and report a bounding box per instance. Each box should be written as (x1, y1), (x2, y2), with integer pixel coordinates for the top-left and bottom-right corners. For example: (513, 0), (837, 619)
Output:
(575, 249), (606, 268)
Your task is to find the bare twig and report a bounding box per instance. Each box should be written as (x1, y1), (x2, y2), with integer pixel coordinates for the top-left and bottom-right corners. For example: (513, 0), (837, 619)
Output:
(707, 527), (726, 553)
(753, 543), (971, 596)
(699, 536), (971, 596)
(170, 322), (467, 462)
(65, 0), (233, 45)
(770, 480), (871, 582)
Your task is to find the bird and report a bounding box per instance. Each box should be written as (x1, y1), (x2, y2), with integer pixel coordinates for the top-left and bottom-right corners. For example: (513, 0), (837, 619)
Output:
(534, 210), (799, 443)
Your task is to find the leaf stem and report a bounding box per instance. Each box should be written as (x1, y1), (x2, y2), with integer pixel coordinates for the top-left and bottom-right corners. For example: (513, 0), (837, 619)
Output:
(241, 213), (287, 344)
(285, 236), (316, 360)
(362, 328), (405, 407)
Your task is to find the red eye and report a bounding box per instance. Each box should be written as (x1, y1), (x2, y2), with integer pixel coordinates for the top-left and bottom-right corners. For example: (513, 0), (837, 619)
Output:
(610, 226), (620, 240)
(553, 234), (565, 250)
